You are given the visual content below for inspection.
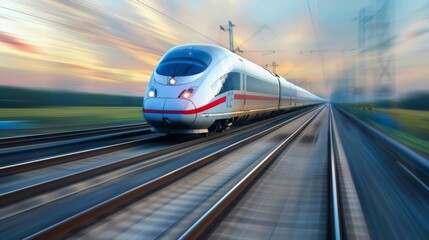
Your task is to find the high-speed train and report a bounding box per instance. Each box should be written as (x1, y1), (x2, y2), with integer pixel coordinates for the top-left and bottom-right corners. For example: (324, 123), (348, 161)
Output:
(143, 44), (323, 134)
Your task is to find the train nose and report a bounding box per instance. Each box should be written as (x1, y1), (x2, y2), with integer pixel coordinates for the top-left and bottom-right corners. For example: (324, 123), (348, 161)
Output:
(143, 98), (197, 128)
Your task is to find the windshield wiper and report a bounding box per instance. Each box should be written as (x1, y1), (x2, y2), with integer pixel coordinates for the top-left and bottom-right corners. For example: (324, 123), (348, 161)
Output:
(176, 63), (195, 77)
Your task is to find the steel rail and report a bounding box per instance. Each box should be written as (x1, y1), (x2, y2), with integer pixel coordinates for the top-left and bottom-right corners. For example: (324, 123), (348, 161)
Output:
(0, 128), (153, 169)
(329, 105), (343, 240)
(0, 134), (161, 176)
(0, 123), (150, 148)
(27, 106), (323, 240)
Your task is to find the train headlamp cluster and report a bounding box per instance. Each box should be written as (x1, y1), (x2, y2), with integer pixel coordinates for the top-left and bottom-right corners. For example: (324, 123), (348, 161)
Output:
(178, 88), (194, 99)
(168, 77), (176, 85)
(148, 87), (157, 98)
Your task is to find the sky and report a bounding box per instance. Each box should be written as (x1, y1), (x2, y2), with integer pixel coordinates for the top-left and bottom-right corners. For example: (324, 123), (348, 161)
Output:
(0, 0), (428, 99)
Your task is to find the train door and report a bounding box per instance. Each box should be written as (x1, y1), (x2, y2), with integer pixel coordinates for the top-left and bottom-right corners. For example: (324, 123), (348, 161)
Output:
(292, 85), (297, 106)
(238, 59), (246, 110)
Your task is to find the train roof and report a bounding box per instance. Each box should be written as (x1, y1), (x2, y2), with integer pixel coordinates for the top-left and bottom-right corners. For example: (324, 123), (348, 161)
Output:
(167, 44), (324, 101)
(165, 44), (231, 63)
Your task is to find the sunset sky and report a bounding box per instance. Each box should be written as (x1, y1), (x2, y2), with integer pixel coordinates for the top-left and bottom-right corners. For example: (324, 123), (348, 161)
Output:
(1, 0), (428, 99)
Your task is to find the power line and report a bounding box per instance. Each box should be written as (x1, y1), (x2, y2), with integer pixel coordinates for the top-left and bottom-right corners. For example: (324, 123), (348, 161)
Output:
(306, 0), (327, 96)
(136, 0), (225, 47)
(282, 65), (295, 77)
(0, 6), (165, 56)
(75, 1), (171, 45)
(306, 0), (320, 51)
(235, 24), (268, 49)
(164, 0), (221, 35)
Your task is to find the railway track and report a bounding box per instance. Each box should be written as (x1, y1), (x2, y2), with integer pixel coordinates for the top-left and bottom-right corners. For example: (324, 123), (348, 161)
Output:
(0, 133), (165, 176)
(330, 107), (370, 239)
(27, 105), (325, 239)
(0, 123), (151, 148)
(194, 105), (347, 239)
(335, 106), (429, 187)
(0, 107), (315, 206)
(0, 106), (320, 239)
(328, 106), (343, 240)
(186, 105), (345, 239)
(2, 104), (423, 239)
(0, 123), (154, 167)
(181, 105), (326, 239)
(331, 106), (428, 239)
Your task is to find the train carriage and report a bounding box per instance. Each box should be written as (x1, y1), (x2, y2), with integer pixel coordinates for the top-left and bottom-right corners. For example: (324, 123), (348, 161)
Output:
(143, 44), (323, 134)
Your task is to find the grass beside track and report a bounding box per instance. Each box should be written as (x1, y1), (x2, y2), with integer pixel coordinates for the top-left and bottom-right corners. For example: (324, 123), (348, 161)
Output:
(343, 105), (429, 157)
(0, 107), (145, 137)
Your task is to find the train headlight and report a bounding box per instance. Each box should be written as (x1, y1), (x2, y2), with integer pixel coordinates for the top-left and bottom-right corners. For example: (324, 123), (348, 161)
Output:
(168, 77), (176, 85)
(178, 88), (194, 99)
(148, 87), (157, 98)
(182, 90), (192, 98)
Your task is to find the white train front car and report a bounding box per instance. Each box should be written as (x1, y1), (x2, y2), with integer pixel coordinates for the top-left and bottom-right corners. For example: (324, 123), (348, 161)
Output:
(143, 44), (322, 134)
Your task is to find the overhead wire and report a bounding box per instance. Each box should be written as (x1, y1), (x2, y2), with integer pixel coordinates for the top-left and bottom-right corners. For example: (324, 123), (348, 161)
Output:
(163, 0), (221, 36)
(75, 1), (171, 48)
(235, 24), (268, 49)
(306, 0), (327, 89)
(306, 0), (320, 51)
(136, 0), (226, 47)
(0, 6), (164, 56)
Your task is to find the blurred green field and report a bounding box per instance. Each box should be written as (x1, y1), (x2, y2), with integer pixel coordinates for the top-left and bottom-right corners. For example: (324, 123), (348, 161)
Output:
(0, 107), (145, 137)
(378, 108), (429, 137)
(345, 105), (429, 157)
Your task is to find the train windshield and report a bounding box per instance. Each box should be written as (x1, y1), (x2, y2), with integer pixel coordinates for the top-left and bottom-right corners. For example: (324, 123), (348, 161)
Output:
(156, 49), (212, 76)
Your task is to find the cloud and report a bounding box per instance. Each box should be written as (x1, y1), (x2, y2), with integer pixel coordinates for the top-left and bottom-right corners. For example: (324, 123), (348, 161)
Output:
(0, 31), (39, 54)
(405, 28), (429, 41)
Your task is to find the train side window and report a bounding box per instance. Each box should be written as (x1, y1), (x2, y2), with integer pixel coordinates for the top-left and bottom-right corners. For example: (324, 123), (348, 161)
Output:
(247, 76), (278, 95)
(211, 77), (223, 96)
(211, 72), (241, 97)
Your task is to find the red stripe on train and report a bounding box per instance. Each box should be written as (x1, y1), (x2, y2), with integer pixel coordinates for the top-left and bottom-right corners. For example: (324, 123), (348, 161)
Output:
(143, 96), (226, 115)
(234, 94), (278, 101)
(143, 94), (280, 115)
